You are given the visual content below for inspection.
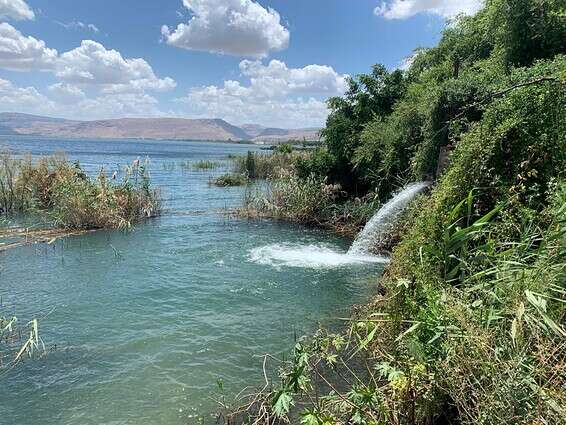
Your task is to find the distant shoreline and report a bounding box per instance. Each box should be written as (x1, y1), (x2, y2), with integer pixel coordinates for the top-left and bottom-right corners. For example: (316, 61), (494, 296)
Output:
(0, 112), (322, 146)
(0, 133), (261, 145)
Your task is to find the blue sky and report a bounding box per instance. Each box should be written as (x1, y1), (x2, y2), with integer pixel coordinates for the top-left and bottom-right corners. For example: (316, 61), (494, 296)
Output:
(0, 0), (483, 128)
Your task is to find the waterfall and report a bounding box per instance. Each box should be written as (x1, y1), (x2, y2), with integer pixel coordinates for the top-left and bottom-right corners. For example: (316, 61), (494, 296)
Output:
(348, 182), (430, 255)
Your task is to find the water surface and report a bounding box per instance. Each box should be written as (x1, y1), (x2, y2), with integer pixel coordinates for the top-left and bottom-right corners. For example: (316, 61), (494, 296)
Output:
(0, 137), (383, 425)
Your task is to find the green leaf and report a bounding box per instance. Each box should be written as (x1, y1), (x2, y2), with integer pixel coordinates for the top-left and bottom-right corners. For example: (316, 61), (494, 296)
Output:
(510, 318), (518, 345)
(300, 410), (320, 425)
(395, 322), (421, 342)
(272, 390), (294, 418)
(351, 324), (377, 357)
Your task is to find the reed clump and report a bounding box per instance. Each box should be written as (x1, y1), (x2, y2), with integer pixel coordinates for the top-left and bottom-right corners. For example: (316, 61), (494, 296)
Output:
(239, 169), (398, 237)
(0, 153), (160, 229)
(0, 315), (43, 368)
(212, 173), (248, 187)
(211, 150), (307, 188)
(192, 160), (221, 170)
(233, 150), (308, 180)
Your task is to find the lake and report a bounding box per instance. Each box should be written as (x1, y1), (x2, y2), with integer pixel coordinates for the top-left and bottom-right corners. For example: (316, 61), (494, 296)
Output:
(0, 137), (384, 425)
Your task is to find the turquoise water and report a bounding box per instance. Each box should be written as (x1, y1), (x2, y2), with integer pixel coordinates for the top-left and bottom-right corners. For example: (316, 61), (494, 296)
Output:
(0, 137), (384, 425)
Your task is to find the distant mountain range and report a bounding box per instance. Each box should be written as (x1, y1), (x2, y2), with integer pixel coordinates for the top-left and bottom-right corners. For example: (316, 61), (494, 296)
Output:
(0, 113), (322, 143)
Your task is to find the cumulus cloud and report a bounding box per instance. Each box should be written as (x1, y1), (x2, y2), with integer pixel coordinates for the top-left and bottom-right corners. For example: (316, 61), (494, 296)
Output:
(179, 87), (328, 128)
(375, 0), (484, 19)
(1, 76), (163, 119)
(175, 60), (347, 128)
(68, 92), (163, 119)
(0, 25), (175, 94)
(0, 25), (174, 120)
(0, 77), (55, 114)
(56, 40), (176, 93)
(0, 23), (58, 71)
(48, 82), (86, 104)
(0, 0), (34, 21)
(162, 0), (290, 57)
(240, 60), (348, 96)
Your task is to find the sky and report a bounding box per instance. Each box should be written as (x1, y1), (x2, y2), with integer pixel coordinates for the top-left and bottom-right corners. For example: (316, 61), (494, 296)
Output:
(0, 0), (484, 128)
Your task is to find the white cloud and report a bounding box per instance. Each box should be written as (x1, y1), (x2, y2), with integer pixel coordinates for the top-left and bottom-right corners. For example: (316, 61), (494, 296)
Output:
(0, 23), (58, 71)
(68, 93), (162, 119)
(0, 23), (175, 93)
(179, 88), (329, 128)
(56, 40), (176, 93)
(48, 82), (86, 104)
(240, 60), (348, 96)
(1, 77), (163, 119)
(375, 0), (483, 19)
(0, 26), (174, 120)
(0, 0), (34, 21)
(0, 77), (55, 114)
(56, 21), (100, 33)
(162, 0), (289, 57)
(175, 60), (347, 128)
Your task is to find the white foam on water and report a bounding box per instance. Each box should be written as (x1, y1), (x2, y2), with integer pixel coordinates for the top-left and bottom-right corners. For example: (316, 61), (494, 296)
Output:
(248, 243), (389, 270)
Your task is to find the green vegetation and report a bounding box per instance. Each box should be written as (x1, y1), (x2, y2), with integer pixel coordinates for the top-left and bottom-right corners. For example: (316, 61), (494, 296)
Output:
(241, 175), (383, 237)
(212, 173), (248, 187)
(192, 160), (221, 170)
(222, 0), (566, 423)
(233, 150), (305, 180)
(211, 149), (309, 190)
(273, 143), (294, 154)
(0, 153), (160, 229)
(232, 149), (380, 235)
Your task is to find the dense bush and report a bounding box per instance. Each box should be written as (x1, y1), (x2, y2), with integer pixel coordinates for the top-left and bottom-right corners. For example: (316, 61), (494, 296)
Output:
(299, 0), (566, 204)
(240, 175), (380, 236)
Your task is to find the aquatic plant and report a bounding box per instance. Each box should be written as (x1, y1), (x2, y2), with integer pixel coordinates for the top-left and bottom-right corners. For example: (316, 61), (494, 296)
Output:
(193, 160), (221, 170)
(0, 153), (160, 229)
(212, 173), (248, 187)
(240, 174), (391, 237)
(162, 161), (176, 171)
(0, 314), (43, 368)
(274, 143), (293, 154)
(232, 150), (308, 180)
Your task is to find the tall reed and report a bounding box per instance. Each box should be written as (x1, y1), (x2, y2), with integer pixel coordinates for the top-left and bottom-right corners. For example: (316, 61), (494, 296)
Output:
(0, 152), (160, 229)
(233, 151), (308, 180)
